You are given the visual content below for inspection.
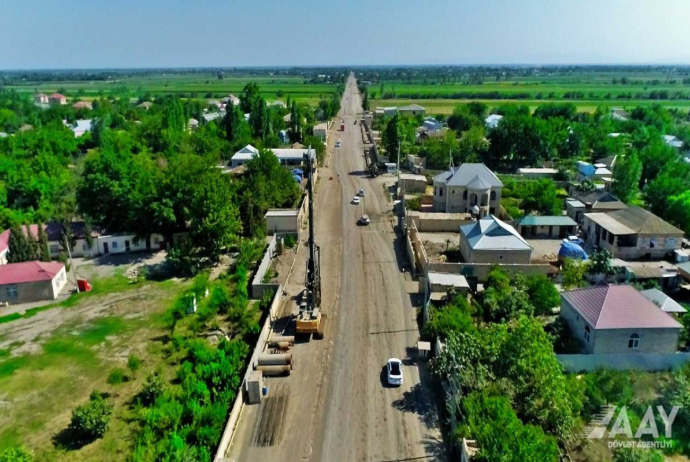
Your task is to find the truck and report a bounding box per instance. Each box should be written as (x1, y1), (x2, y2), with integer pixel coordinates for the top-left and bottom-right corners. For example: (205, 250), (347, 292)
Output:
(340, 122), (345, 131)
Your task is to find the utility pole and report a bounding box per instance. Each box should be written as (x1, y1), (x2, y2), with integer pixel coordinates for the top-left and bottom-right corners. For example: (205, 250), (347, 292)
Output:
(64, 233), (79, 294)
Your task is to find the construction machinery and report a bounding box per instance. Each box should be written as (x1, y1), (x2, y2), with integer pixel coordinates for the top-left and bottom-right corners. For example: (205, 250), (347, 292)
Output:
(295, 147), (325, 338)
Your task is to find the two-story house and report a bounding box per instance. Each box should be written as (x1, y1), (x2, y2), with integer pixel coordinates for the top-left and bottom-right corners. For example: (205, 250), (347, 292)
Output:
(432, 163), (503, 216)
(583, 206), (683, 260)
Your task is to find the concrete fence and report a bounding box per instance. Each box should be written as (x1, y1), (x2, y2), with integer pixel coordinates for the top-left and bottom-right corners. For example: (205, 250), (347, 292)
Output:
(250, 236), (278, 299)
(214, 283), (284, 462)
(426, 262), (553, 282)
(557, 353), (690, 372)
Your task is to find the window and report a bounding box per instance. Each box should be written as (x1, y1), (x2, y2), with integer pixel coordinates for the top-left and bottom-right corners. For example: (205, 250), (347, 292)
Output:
(490, 191), (496, 200)
(82, 243), (90, 251)
(439, 188), (444, 197)
(463, 191), (468, 200)
(112, 241), (118, 249)
(584, 326), (590, 342)
(649, 239), (656, 249)
(50, 245), (59, 254)
(6, 285), (17, 300)
(452, 189), (455, 194)
(628, 333), (640, 349)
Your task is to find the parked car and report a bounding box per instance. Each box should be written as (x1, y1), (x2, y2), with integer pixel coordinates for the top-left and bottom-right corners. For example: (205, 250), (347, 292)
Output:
(358, 215), (370, 226)
(352, 196), (360, 205)
(358, 189), (366, 197)
(386, 358), (403, 386)
(564, 236), (584, 246)
(335, 139), (341, 147)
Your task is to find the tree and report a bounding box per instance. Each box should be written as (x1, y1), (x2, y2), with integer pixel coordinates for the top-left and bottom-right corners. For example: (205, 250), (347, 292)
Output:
(525, 275), (560, 315)
(561, 258), (587, 290)
(36, 221), (50, 262)
(587, 249), (615, 278)
(382, 114), (415, 165)
(612, 152), (642, 203)
(666, 190), (690, 235)
(637, 133), (678, 188)
(520, 179), (561, 216)
(68, 391), (113, 441)
(7, 225), (34, 263)
(481, 268), (533, 322)
(424, 293), (475, 340)
(0, 448), (33, 462)
(141, 372), (166, 406)
(222, 102), (250, 149)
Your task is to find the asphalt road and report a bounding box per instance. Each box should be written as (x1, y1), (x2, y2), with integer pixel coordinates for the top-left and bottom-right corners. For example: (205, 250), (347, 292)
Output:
(226, 74), (442, 462)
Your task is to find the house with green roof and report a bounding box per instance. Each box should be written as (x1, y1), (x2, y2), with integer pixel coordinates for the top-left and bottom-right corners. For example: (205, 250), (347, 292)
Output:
(516, 215), (577, 239)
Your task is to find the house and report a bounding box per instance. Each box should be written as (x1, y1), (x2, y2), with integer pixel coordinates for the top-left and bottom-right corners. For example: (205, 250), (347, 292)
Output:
(49, 93), (67, 105)
(583, 206), (683, 260)
(201, 112), (224, 124)
(0, 261), (67, 304)
(72, 101), (92, 110)
(406, 154), (426, 174)
(137, 101), (153, 110)
(516, 216), (577, 239)
(596, 155), (618, 171)
(484, 114), (503, 129)
(313, 122), (328, 141)
(230, 144), (316, 169)
(459, 215), (532, 264)
(68, 119), (93, 137)
(577, 161), (612, 181)
(385, 163), (397, 174)
(611, 109), (630, 121)
(96, 233), (163, 255)
(517, 167), (557, 179)
(663, 134), (684, 150)
(375, 107), (398, 118)
(188, 118), (199, 131)
(265, 210), (301, 235)
(422, 117), (443, 133)
(560, 284), (682, 354)
(268, 100), (286, 109)
(398, 104), (425, 116)
(566, 190), (626, 224)
(432, 163), (503, 216)
(426, 272), (470, 296)
(34, 93), (49, 104)
(0, 229), (9, 264)
(399, 173), (427, 194)
(44, 221), (101, 258)
(640, 288), (687, 315)
(222, 95), (241, 107)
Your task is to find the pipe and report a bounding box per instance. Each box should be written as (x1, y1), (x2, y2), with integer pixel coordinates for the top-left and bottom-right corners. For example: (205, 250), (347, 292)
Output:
(274, 341), (292, 351)
(258, 353), (292, 366)
(268, 336), (295, 346)
(256, 365), (291, 376)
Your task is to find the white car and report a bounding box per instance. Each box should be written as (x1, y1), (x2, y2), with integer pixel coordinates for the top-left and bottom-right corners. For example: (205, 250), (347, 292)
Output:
(358, 189), (366, 197)
(386, 358), (403, 386)
(352, 196), (360, 205)
(564, 236), (584, 246)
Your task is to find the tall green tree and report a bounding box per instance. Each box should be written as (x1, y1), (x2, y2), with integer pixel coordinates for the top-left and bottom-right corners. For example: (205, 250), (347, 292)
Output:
(7, 225), (34, 262)
(612, 152), (642, 203)
(36, 221), (50, 262)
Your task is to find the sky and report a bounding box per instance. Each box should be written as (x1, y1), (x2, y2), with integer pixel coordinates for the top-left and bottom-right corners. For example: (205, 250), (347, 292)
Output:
(1, 0), (690, 69)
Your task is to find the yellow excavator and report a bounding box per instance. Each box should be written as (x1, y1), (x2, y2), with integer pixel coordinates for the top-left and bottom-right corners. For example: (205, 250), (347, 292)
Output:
(295, 147), (325, 339)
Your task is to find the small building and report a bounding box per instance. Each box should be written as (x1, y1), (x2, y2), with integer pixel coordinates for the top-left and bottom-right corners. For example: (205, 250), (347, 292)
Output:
(459, 215), (532, 264)
(398, 104), (425, 116)
(0, 261), (67, 304)
(406, 154), (426, 174)
(611, 108), (630, 121)
(640, 288), (687, 315)
(583, 206), (683, 260)
(663, 134), (684, 150)
(426, 272), (470, 295)
(72, 101), (92, 110)
(49, 93), (67, 105)
(678, 261), (690, 283)
(375, 107), (398, 118)
(422, 117), (443, 133)
(264, 209), (301, 235)
(566, 191), (626, 224)
(577, 161), (611, 181)
(517, 167), (557, 179)
(188, 118), (199, 131)
(399, 173), (427, 194)
(0, 229), (9, 265)
(432, 163), (503, 216)
(137, 101), (153, 110)
(313, 122), (328, 141)
(560, 284), (682, 354)
(517, 216), (577, 239)
(484, 114), (503, 129)
(34, 93), (49, 104)
(45, 221), (101, 258)
(222, 95), (241, 107)
(68, 119), (92, 137)
(96, 233), (163, 255)
(230, 144), (315, 169)
(385, 163), (397, 174)
(201, 112), (224, 124)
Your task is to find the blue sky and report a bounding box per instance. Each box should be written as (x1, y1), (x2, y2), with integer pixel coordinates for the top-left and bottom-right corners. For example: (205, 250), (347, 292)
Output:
(1, 0), (689, 69)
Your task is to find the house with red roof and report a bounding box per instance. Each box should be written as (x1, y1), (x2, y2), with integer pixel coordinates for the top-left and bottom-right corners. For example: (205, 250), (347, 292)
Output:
(49, 93), (67, 105)
(34, 93), (49, 104)
(0, 229), (9, 265)
(560, 284), (683, 354)
(0, 261), (67, 304)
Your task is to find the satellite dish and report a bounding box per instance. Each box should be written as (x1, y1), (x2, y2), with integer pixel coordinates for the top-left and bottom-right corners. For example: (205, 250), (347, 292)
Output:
(471, 205), (480, 215)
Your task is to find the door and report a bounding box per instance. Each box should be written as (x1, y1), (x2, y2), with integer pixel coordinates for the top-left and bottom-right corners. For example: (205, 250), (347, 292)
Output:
(103, 242), (109, 254)
(559, 226), (567, 239)
(125, 240), (131, 252)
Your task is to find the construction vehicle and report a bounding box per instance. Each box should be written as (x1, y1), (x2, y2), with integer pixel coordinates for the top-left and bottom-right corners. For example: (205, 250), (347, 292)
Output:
(295, 147), (325, 338)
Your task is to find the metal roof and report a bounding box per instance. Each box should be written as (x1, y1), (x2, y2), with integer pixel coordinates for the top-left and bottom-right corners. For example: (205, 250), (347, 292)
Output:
(640, 288), (687, 314)
(561, 284), (683, 330)
(584, 213), (636, 235)
(432, 163), (503, 188)
(460, 215), (532, 251)
(518, 216), (577, 227)
(427, 272), (470, 288)
(265, 210), (299, 217)
(398, 104), (425, 111)
(596, 207), (683, 235)
(566, 199), (586, 208)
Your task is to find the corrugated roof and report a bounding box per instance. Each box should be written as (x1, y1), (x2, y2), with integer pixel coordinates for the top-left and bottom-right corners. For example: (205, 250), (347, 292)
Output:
(460, 215), (532, 251)
(518, 216), (577, 227)
(0, 261), (65, 285)
(265, 210), (299, 217)
(427, 272), (470, 288)
(399, 104), (425, 111)
(562, 284), (682, 330)
(640, 289), (687, 314)
(604, 207), (683, 235)
(432, 163), (503, 188)
(585, 213), (636, 235)
(574, 191), (626, 210)
(566, 199), (586, 208)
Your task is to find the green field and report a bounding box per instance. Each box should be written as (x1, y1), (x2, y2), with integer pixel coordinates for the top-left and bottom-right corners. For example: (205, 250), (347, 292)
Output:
(372, 98), (690, 114)
(4, 73), (338, 104)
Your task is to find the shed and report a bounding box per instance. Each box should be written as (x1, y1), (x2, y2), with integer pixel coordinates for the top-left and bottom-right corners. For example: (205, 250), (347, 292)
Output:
(517, 216), (577, 239)
(0, 261), (67, 304)
(265, 209), (301, 235)
(427, 272), (470, 295)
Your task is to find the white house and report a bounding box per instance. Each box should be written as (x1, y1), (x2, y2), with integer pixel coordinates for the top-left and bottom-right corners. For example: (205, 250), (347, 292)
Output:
(230, 144), (316, 168)
(96, 233), (163, 255)
(313, 122), (328, 141)
(485, 114), (503, 129)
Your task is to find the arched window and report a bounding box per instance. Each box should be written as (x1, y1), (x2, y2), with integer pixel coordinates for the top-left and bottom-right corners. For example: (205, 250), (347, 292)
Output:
(628, 333), (640, 349)
(490, 190), (496, 201)
(584, 325), (590, 342)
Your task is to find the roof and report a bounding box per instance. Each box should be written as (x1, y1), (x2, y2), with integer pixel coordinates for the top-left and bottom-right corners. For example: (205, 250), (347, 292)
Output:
(232, 144), (260, 161)
(398, 104), (425, 111)
(678, 261), (690, 277)
(313, 122), (328, 130)
(460, 215), (532, 251)
(566, 199), (586, 208)
(574, 190), (626, 210)
(640, 289), (687, 314)
(427, 272), (470, 289)
(137, 101), (153, 108)
(71, 119), (92, 136)
(202, 112), (224, 123)
(518, 168), (558, 174)
(561, 284), (682, 330)
(485, 114), (503, 127)
(231, 145), (314, 163)
(399, 173), (427, 181)
(432, 163), (503, 188)
(587, 207), (683, 236)
(0, 229), (9, 254)
(518, 216), (577, 227)
(265, 210), (299, 217)
(0, 261), (65, 285)
(50, 93), (66, 99)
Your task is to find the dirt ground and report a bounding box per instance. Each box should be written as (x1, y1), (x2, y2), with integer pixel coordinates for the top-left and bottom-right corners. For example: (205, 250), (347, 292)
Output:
(527, 238), (563, 263)
(227, 75), (442, 462)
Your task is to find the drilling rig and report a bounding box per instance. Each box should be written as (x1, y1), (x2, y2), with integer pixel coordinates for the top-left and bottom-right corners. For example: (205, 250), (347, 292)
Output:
(295, 147), (325, 338)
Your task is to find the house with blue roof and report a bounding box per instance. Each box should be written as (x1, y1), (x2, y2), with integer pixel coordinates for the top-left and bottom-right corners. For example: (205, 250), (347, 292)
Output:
(432, 163), (503, 216)
(458, 215), (533, 264)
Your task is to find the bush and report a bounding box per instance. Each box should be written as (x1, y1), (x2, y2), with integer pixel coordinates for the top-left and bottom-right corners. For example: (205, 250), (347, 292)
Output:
(68, 391), (113, 440)
(283, 234), (297, 249)
(424, 293), (475, 340)
(107, 368), (126, 385)
(525, 275), (560, 315)
(406, 196), (422, 211)
(141, 372), (166, 406)
(127, 354), (142, 373)
(0, 448), (33, 462)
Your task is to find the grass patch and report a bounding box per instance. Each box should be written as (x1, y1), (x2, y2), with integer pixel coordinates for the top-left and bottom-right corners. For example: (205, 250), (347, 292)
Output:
(60, 273), (133, 308)
(107, 368), (127, 385)
(80, 317), (129, 345)
(0, 313), (22, 325)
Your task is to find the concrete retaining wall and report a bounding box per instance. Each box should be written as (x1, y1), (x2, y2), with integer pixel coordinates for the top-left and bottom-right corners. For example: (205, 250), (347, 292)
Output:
(250, 236), (278, 299)
(426, 262), (552, 281)
(407, 211), (472, 232)
(557, 353), (690, 372)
